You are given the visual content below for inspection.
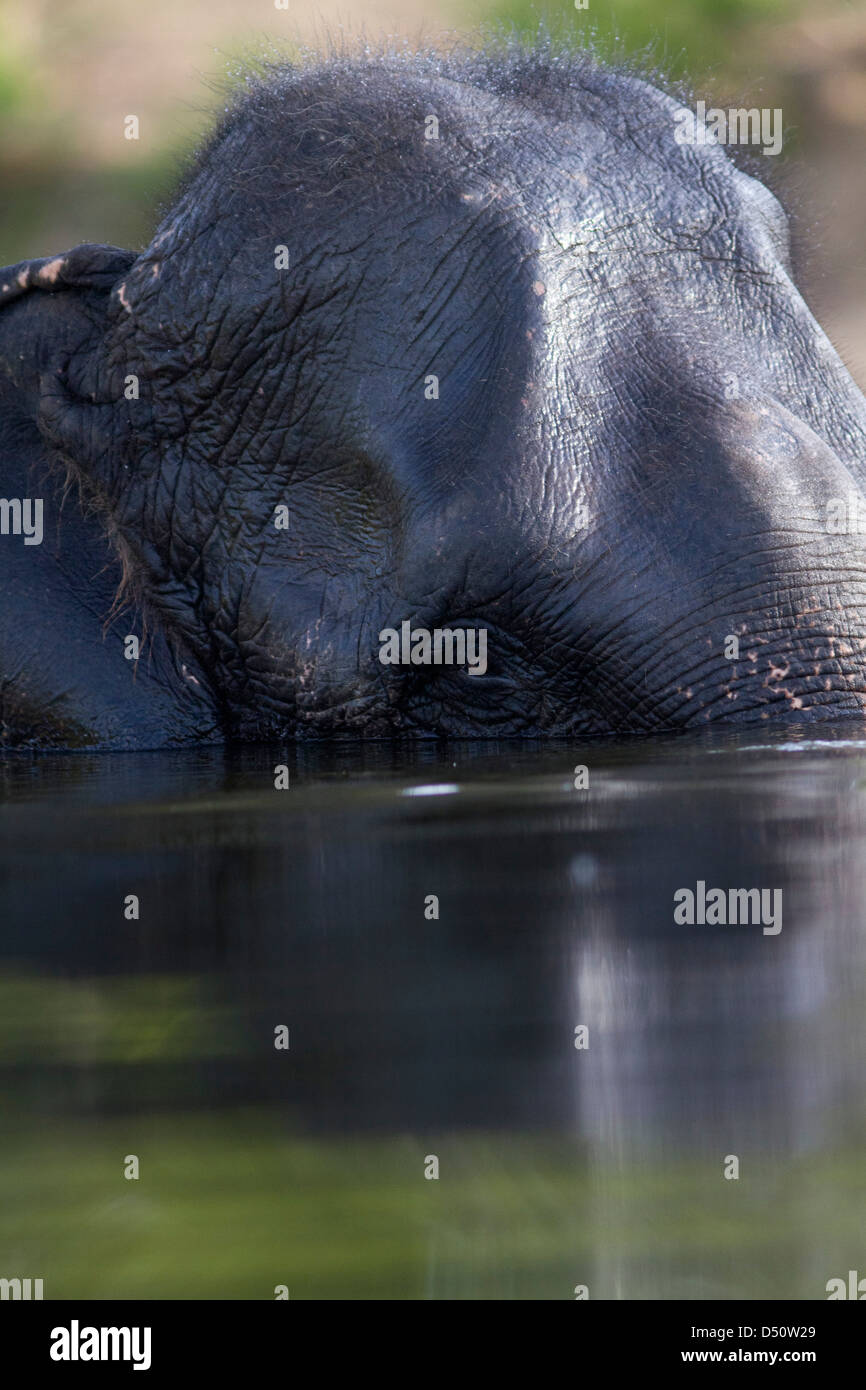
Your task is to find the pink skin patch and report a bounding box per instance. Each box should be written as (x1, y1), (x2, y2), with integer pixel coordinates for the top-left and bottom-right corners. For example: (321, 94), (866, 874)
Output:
(36, 257), (66, 285)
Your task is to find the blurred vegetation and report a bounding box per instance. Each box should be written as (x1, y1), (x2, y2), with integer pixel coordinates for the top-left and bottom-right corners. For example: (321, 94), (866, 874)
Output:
(0, 972), (241, 1064)
(481, 0), (798, 81)
(0, 37), (29, 118)
(1, 957), (863, 1298)
(0, 1110), (863, 1297)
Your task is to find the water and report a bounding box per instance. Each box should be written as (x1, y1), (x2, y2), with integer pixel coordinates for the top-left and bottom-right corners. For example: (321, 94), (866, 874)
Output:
(1, 724), (865, 1300)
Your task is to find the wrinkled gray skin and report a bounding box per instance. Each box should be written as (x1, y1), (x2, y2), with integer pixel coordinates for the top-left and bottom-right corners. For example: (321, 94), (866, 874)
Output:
(3, 46), (866, 748)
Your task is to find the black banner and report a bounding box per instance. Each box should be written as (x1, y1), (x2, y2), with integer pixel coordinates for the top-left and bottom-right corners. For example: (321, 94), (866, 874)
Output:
(4, 1300), (861, 1375)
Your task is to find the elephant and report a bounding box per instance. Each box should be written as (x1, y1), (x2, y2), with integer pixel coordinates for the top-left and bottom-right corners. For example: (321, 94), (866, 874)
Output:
(3, 43), (866, 748)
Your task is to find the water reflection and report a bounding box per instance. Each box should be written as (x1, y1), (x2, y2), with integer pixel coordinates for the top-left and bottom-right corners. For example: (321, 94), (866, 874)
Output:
(1, 725), (864, 1298)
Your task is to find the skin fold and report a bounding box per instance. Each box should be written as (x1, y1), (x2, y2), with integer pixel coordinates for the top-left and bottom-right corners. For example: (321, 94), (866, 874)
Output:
(2, 44), (866, 748)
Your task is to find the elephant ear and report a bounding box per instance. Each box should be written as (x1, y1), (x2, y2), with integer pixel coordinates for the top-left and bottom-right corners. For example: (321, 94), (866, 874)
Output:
(0, 242), (135, 467)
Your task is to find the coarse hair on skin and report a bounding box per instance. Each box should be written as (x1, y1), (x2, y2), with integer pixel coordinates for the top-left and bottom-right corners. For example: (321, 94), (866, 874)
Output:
(154, 25), (809, 285)
(177, 29), (692, 202)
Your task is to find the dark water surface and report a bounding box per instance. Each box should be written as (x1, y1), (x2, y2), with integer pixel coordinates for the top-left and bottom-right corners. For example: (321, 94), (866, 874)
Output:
(1, 725), (865, 1299)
